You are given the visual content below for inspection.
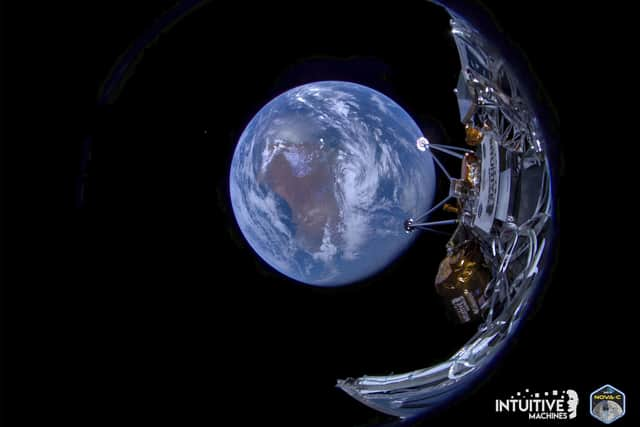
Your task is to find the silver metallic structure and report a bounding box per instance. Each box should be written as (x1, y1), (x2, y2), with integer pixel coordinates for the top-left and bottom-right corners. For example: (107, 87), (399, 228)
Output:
(337, 1), (555, 419)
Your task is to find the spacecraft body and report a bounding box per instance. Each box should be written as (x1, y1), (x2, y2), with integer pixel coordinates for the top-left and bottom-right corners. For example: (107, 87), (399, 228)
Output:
(337, 2), (555, 418)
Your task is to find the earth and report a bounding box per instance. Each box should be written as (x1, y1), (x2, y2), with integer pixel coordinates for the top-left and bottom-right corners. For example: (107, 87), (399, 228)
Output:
(230, 81), (436, 286)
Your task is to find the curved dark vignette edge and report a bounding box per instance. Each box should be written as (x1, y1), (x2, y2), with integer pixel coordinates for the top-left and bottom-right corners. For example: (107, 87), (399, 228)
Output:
(76, 0), (211, 207)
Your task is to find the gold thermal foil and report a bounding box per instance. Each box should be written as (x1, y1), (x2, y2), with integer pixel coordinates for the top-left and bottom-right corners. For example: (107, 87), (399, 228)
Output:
(435, 241), (490, 324)
(461, 152), (480, 187)
(465, 126), (484, 146)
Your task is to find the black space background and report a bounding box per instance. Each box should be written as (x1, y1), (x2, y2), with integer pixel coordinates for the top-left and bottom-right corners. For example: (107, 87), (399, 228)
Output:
(0, 1), (634, 426)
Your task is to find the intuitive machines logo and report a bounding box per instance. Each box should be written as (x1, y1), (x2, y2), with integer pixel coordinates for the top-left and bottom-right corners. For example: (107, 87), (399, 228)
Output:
(590, 385), (625, 424)
(495, 388), (579, 420)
